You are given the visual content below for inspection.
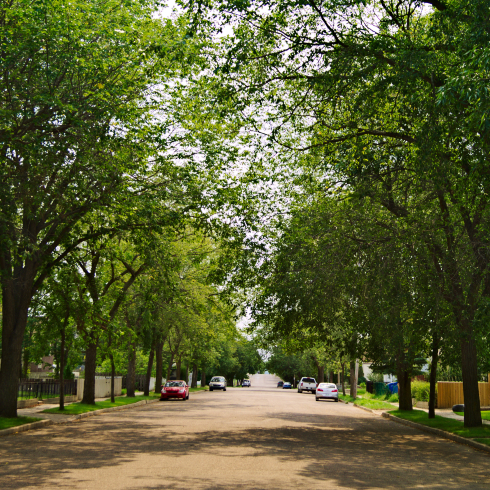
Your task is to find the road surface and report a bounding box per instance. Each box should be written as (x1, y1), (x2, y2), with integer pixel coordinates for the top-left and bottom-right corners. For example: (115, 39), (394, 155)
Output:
(1, 377), (489, 489)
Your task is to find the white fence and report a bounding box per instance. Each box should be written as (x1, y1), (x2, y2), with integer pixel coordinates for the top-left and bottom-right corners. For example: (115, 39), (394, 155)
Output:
(76, 377), (123, 400)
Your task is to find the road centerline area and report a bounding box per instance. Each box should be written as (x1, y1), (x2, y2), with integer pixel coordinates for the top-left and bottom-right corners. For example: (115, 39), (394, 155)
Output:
(1, 384), (489, 489)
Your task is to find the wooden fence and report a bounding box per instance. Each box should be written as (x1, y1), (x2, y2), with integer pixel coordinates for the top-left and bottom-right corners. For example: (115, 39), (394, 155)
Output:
(437, 381), (490, 409)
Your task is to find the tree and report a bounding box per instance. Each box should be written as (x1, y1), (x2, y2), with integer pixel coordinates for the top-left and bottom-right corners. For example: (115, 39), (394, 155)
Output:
(0, 0), (196, 417)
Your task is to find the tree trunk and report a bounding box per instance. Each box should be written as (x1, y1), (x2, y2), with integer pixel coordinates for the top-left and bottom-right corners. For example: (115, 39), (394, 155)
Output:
(341, 362), (346, 396)
(317, 365), (324, 384)
(428, 332), (440, 419)
(201, 369), (206, 388)
(126, 339), (136, 397)
(397, 368), (412, 411)
(154, 339), (164, 394)
(82, 341), (97, 404)
(191, 364), (198, 388)
(460, 328), (482, 427)
(59, 328), (66, 411)
(144, 345), (155, 396)
(185, 362), (189, 384)
(176, 358), (181, 380)
(110, 354), (115, 403)
(167, 353), (175, 380)
(0, 273), (34, 417)
(349, 360), (358, 399)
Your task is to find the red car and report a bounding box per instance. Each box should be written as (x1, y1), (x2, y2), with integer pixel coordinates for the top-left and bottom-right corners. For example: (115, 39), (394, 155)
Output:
(160, 380), (189, 401)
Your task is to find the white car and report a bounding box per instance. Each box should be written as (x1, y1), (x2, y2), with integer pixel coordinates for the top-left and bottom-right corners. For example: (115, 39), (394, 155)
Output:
(315, 383), (339, 402)
(209, 376), (227, 391)
(298, 377), (317, 394)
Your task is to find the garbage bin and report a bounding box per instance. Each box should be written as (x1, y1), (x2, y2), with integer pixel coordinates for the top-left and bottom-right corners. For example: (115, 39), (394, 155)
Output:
(366, 380), (374, 394)
(374, 382), (388, 396)
(387, 382), (398, 394)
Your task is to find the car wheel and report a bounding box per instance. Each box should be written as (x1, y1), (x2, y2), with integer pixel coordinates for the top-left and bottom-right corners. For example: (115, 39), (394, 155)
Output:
(312, 390), (316, 394)
(210, 388), (213, 391)
(335, 398), (339, 402)
(187, 394), (190, 400)
(315, 397), (319, 401)
(223, 388), (227, 391)
(298, 389), (302, 393)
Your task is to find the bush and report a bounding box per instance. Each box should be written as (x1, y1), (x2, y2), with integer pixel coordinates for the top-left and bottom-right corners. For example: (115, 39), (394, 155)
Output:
(411, 381), (432, 402)
(367, 372), (384, 382)
(360, 382), (366, 389)
(388, 394), (399, 403)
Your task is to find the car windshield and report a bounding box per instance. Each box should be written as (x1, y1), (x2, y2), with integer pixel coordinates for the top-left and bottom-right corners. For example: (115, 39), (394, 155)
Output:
(302, 378), (315, 383)
(165, 381), (185, 387)
(210, 377), (223, 382)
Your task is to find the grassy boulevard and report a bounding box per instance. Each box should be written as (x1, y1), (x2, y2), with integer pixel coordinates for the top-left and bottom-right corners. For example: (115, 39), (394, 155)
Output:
(339, 388), (490, 447)
(0, 416), (42, 431)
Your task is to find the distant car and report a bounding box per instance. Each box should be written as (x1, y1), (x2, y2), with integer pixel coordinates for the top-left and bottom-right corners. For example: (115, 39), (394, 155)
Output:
(277, 381), (284, 388)
(160, 380), (189, 401)
(283, 382), (292, 389)
(242, 379), (251, 387)
(298, 377), (317, 394)
(209, 376), (227, 391)
(315, 383), (339, 402)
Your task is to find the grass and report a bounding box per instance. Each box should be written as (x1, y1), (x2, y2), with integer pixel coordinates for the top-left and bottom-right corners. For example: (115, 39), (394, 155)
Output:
(455, 411), (490, 421)
(42, 394), (158, 415)
(0, 416), (41, 431)
(340, 387), (399, 410)
(189, 386), (207, 392)
(390, 409), (490, 439)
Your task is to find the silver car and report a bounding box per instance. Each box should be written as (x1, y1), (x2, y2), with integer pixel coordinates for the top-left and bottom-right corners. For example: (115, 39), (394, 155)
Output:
(315, 383), (339, 402)
(209, 376), (227, 391)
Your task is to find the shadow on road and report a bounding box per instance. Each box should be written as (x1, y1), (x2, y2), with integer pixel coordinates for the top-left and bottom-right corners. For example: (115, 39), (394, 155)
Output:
(0, 402), (489, 489)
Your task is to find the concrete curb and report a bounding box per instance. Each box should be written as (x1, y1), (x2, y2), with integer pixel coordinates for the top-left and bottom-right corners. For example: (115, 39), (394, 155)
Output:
(0, 398), (161, 437)
(381, 412), (490, 455)
(0, 418), (53, 437)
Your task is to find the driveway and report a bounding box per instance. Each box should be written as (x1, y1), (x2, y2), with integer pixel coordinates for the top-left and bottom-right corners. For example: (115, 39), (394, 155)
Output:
(1, 385), (489, 489)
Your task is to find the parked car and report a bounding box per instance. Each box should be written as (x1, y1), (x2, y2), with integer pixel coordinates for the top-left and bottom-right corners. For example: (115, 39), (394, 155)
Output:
(209, 376), (227, 391)
(242, 379), (251, 387)
(298, 377), (317, 394)
(160, 380), (189, 401)
(315, 383), (339, 402)
(282, 382), (292, 389)
(277, 381), (284, 388)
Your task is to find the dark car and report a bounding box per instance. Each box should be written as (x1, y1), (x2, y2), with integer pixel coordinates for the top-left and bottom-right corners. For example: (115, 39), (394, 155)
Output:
(277, 381), (284, 388)
(242, 379), (251, 387)
(282, 382), (292, 389)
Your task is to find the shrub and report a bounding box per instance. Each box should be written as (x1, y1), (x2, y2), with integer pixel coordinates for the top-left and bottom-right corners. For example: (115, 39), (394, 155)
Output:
(411, 381), (432, 402)
(360, 382), (366, 389)
(388, 394), (399, 403)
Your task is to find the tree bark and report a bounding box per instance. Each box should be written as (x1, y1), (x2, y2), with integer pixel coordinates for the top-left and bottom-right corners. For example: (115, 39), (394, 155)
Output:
(191, 364), (198, 388)
(201, 369), (206, 388)
(167, 352), (175, 380)
(317, 365), (324, 384)
(82, 341), (97, 404)
(110, 354), (115, 403)
(0, 270), (35, 417)
(428, 332), (440, 419)
(341, 362), (346, 396)
(144, 345), (155, 396)
(126, 339), (136, 397)
(154, 338), (165, 394)
(176, 358), (181, 380)
(59, 328), (66, 410)
(397, 367), (412, 411)
(349, 360), (358, 399)
(460, 325), (482, 427)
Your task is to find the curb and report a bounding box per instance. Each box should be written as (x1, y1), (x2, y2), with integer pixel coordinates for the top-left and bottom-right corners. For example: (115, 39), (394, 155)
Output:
(0, 418), (53, 437)
(0, 398), (161, 437)
(381, 412), (490, 455)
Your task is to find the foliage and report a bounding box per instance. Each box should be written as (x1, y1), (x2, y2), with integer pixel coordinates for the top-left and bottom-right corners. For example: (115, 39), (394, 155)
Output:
(411, 382), (433, 403)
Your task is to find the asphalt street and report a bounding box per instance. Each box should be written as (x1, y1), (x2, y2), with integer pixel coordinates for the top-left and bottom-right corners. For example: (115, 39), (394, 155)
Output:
(1, 374), (490, 489)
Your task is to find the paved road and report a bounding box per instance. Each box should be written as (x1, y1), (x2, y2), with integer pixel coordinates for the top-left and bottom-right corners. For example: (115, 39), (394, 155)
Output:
(1, 384), (490, 489)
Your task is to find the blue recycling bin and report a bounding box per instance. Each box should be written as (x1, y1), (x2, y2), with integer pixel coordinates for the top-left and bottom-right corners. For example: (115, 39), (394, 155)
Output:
(387, 382), (398, 394)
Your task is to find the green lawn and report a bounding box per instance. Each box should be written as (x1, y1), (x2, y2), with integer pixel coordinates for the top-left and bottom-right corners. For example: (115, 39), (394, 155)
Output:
(339, 394), (395, 410)
(390, 410), (490, 439)
(0, 416), (41, 431)
(189, 387), (207, 392)
(43, 394), (158, 415)
(455, 411), (490, 421)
